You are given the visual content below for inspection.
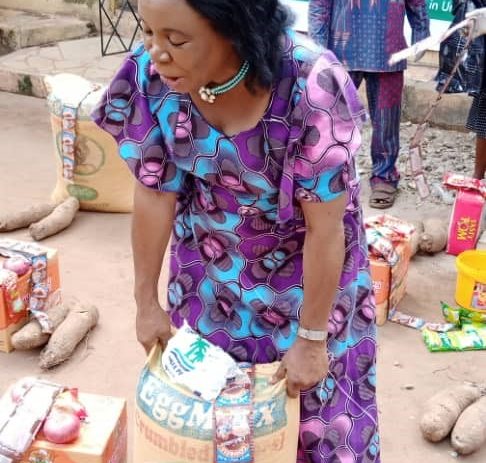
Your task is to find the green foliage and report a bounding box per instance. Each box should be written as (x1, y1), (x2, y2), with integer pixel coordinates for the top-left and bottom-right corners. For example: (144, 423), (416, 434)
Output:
(18, 75), (33, 96)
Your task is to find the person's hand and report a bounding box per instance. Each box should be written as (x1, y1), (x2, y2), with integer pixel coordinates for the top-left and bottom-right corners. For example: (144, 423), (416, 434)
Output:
(271, 337), (329, 398)
(135, 299), (173, 354)
(466, 8), (486, 39)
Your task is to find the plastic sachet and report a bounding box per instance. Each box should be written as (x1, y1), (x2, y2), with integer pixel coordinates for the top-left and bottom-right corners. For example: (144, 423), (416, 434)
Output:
(422, 302), (486, 352)
(161, 322), (244, 401)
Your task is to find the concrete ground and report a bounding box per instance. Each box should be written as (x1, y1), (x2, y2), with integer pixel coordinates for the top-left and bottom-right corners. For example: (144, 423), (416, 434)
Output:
(0, 91), (485, 462)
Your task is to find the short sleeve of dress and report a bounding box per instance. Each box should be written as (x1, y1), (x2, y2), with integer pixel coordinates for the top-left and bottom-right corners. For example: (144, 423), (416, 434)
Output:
(292, 51), (366, 203)
(91, 45), (187, 194)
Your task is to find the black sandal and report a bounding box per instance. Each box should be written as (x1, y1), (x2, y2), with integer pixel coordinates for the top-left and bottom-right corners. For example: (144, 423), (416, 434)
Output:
(369, 183), (398, 209)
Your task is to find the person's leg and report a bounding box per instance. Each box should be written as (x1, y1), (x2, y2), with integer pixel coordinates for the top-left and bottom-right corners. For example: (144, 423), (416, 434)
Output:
(465, 91), (486, 180)
(474, 136), (486, 180)
(348, 71), (364, 92)
(365, 71), (404, 208)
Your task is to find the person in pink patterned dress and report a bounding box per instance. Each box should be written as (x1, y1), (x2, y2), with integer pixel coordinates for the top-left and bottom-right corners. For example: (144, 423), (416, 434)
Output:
(93, 0), (380, 461)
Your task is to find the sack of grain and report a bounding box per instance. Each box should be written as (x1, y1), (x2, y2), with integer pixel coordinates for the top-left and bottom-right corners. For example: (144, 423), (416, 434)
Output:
(135, 343), (299, 463)
(45, 74), (133, 213)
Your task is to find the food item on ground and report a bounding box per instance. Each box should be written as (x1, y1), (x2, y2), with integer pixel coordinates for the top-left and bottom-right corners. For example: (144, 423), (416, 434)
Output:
(2, 256), (31, 276)
(29, 197), (80, 241)
(409, 220), (424, 257)
(443, 173), (486, 197)
(366, 228), (398, 265)
(9, 377), (37, 403)
(11, 304), (70, 350)
(451, 396), (486, 455)
(0, 203), (57, 232)
(388, 309), (456, 332)
(442, 302), (486, 325)
(53, 389), (88, 420)
(0, 380), (63, 459)
(419, 217), (448, 253)
(39, 303), (99, 369)
(42, 409), (81, 444)
(0, 268), (25, 314)
(420, 384), (483, 442)
(422, 322), (486, 352)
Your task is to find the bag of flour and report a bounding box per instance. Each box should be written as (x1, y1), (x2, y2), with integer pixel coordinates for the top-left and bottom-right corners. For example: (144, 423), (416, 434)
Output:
(45, 74), (134, 213)
(135, 342), (299, 463)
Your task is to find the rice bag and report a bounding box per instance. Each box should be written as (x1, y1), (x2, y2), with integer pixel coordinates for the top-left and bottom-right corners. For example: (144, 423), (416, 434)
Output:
(161, 322), (243, 401)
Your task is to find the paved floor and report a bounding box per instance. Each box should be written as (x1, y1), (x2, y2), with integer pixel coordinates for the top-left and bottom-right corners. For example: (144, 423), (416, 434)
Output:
(0, 37), (126, 97)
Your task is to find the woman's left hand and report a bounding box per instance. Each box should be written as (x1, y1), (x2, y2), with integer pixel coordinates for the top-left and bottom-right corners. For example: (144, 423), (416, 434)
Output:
(271, 337), (329, 398)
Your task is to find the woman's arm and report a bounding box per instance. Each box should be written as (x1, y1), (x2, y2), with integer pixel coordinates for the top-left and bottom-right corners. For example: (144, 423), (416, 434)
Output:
(132, 182), (177, 353)
(272, 193), (347, 397)
(300, 194), (346, 331)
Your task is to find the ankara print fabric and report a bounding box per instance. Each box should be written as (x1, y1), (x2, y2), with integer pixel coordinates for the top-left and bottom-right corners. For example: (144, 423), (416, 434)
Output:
(308, 0), (430, 72)
(93, 32), (380, 463)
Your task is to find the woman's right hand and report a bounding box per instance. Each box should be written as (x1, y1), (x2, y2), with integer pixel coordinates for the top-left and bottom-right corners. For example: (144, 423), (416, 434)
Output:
(135, 300), (173, 354)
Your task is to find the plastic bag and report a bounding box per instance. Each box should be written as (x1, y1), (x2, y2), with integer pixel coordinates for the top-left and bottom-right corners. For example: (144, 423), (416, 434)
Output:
(436, 0), (486, 95)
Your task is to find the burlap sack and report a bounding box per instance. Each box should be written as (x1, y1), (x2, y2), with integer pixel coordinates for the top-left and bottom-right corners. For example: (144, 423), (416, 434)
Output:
(45, 74), (134, 213)
(135, 344), (300, 463)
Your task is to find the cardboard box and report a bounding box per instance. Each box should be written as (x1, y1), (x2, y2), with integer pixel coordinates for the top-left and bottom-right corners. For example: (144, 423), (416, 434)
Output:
(23, 394), (127, 463)
(370, 240), (412, 326)
(0, 240), (61, 353)
(447, 190), (485, 256)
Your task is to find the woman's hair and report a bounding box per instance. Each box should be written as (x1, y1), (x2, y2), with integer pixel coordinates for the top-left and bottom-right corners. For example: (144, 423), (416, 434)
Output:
(185, 0), (293, 90)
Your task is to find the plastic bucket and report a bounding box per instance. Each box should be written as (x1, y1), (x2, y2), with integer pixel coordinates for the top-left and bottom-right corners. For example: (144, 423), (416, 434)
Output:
(455, 250), (486, 312)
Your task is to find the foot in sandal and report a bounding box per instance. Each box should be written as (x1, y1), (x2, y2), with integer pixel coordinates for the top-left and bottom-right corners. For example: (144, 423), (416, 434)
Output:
(369, 181), (398, 209)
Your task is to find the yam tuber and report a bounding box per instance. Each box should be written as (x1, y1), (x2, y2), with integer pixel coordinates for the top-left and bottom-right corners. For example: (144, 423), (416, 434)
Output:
(419, 217), (448, 254)
(420, 384), (483, 442)
(409, 220), (424, 257)
(39, 303), (99, 369)
(29, 197), (80, 241)
(0, 202), (57, 232)
(451, 395), (486, 455)
(11, 304), (70, 350)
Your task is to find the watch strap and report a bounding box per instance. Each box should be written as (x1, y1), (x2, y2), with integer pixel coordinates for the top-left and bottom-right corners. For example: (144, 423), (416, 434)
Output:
(297, 326), (328, 342)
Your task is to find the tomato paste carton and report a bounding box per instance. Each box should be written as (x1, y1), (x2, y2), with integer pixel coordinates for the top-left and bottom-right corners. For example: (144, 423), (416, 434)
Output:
(0, 239), (61, 353)
(443, 174), (486, 256)
(22, 394), (127, 463)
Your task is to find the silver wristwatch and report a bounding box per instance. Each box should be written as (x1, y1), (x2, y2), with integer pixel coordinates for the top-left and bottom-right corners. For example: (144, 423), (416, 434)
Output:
(297, 326), (328, 342)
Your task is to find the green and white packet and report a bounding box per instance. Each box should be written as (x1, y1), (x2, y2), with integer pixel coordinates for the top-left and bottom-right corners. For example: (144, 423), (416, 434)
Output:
(423, 322), (486, 352)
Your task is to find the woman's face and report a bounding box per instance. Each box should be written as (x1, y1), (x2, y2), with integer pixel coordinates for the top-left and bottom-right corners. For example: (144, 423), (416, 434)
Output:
(139, 0), (239, 94)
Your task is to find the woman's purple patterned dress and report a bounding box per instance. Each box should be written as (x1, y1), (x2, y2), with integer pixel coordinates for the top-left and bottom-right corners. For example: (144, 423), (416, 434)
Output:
(93, 31), (380, 463)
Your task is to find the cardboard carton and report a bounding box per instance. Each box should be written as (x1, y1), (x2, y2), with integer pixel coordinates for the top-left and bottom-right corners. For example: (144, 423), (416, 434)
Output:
(446, 190), (485, 256)
(369, 240), (412, 326)
(0, 240), (60, 353)
(23, 394), (127, 463)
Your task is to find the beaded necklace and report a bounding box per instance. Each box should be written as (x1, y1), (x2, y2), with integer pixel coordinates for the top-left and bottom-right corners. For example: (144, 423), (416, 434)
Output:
(198, 61), (250, 104)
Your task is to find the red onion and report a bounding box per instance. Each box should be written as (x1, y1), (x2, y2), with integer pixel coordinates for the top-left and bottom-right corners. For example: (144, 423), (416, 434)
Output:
(54, 389), (88, 420)
(3, 256), (31, 277)
(42, 410), (81, 444)
(10, 377), (37, 403)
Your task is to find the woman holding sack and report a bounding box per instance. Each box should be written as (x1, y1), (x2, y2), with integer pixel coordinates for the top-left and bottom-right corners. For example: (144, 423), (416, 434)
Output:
(93, 0), (380, 461)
